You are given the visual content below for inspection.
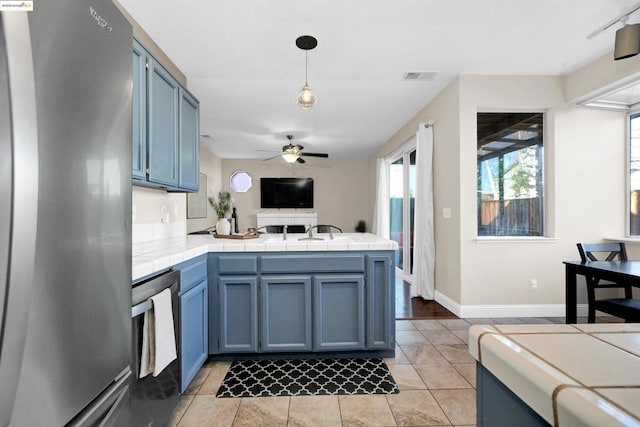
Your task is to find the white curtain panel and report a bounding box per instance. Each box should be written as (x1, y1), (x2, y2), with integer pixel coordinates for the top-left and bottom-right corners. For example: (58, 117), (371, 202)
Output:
(372, 158), (390, 238)
(411, 125), (435, 299)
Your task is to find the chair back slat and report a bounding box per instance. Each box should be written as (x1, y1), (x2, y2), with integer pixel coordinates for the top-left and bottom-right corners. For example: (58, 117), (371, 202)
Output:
(576, 242), (628, 262)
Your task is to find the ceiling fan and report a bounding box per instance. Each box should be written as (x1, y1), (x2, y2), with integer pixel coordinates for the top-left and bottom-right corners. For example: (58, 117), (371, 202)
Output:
(266, 135), (329, 164)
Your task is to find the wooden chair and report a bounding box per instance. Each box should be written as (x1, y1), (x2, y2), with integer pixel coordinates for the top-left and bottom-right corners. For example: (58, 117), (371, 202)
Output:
(576, 242), (640, 323)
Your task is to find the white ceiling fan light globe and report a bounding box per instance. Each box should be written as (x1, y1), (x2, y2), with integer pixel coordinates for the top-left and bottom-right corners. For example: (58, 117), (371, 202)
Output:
(282, 152), (299, 163)
(296, 85), (316, 109)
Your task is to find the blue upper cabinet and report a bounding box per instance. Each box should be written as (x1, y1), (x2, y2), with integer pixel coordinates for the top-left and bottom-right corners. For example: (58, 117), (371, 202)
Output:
(132, 40), (199, 192)
(178, 87), (199, 191)
(132, 40), (147, 181)
(148, 57), (179, 187)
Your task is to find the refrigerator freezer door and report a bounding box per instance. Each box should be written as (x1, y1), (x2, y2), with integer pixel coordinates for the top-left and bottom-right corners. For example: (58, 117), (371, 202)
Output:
(9, 0), (133, 424)
(0, 12), (39, 427)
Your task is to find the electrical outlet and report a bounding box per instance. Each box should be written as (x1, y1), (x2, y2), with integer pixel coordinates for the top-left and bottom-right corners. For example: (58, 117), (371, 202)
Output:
(530, 279), (538, 291)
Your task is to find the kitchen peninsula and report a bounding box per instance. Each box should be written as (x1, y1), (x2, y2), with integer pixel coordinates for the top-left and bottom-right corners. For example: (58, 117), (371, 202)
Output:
(133, 233), (397, 387)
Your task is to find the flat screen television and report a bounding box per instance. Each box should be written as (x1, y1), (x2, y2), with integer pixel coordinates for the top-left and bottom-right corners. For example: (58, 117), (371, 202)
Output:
(260, 177), (314, 209)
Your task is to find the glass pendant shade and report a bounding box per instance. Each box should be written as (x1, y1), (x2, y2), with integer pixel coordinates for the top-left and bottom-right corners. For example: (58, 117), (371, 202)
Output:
(297, 84), (316, 109)
(614, 23), (640, 60)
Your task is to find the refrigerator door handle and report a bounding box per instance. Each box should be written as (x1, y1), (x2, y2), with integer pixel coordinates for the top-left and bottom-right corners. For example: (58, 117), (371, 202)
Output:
(0, 11), (39, 426)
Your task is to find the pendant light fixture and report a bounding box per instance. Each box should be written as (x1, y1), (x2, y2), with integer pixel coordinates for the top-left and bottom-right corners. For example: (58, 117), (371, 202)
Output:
(615, 21), (640, 60)
(295, 35), (317, 109)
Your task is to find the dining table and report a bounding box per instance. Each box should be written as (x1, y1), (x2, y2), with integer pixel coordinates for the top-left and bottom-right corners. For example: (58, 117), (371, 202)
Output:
(563, 260), (640, 323)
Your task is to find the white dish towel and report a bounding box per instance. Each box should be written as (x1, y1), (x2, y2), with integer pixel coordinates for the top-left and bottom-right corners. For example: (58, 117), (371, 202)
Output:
(139, 288), (177, 378)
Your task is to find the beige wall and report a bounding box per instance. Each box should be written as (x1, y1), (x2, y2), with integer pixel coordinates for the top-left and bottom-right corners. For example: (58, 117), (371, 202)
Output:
(564, 51), (640, 103)
(373, 78), (463, 304)
(373, 74), (627, 314)
(187, 148), (223, 233)
(220, 159), (371, 233)
(458, 76), (625, 309)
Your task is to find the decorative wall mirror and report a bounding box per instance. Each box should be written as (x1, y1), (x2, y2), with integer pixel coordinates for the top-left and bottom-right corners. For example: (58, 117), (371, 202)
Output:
(230, 171), (252, 192)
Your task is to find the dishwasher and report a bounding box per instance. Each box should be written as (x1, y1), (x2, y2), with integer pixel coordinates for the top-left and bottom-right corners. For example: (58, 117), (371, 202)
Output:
(130, 269), (181, 426)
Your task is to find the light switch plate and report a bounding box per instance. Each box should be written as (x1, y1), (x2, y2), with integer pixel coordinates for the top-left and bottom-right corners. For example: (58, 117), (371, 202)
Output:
(443, 208), (452, 218)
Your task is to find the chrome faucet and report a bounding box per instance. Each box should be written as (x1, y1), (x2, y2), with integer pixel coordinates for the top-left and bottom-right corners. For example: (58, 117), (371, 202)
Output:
(283, 225), (288, 241)
(307, 223), (313, 239)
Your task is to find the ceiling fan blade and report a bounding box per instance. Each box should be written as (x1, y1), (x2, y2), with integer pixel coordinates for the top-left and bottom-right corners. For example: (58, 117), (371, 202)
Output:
(301, 152), (329, 158)
(262, 154), (281, 161)
(296, 157), (306, 164)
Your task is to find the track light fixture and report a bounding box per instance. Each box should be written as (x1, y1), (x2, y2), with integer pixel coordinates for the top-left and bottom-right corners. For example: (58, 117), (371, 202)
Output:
(586, 2), (640, 61)
(295, 35), (317, 109)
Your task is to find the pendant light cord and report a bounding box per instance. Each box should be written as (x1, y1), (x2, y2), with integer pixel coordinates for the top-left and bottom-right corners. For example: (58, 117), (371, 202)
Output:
(305, 51), (309, 85)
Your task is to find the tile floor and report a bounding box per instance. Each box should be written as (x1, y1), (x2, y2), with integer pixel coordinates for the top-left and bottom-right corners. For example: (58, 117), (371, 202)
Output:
(167, 316), (621, 427)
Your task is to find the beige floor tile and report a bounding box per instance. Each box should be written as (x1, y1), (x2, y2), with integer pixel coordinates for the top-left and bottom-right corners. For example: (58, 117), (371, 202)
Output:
(339, 394), (397, 426)
(396, 320), (417, 331)
(232, 396), (289, 427)
(413, 362), (472, 390)
(177, 395), (240, 427)
(385, 346), (411, 365)
(431, 389), (476, 426)
(167, 395), (195, 427)
(451, 330), (469, 344)
(434, 344), (476, 364)
(411, 320), (446, 331)
(400, 344), (447, 365)
(421, 329), (465, 345)
(288, 395), (342, 427)
(386, 364), (427, 390)
(185, 367), (212, 394)
(200, 362), (232, 395)
(451, 364), (476, 388)
(438, 319), (471, 331)
(396, 330), (429, 345)
(386, 390), (450, 426)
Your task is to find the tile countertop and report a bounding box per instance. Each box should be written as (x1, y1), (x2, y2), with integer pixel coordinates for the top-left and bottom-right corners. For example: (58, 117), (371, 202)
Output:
(468, 323), (640, 427)
(132, 232), (398, 281)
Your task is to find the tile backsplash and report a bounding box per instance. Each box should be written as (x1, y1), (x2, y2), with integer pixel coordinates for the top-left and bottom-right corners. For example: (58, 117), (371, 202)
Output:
(133, 221), (186, 244)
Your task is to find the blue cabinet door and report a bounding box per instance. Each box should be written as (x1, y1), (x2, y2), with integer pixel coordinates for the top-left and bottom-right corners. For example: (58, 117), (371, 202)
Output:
(314, 275), (365, 351)
(178, 87), (199, 192)
(132, 40), (147, 181)
(260, 276), (312, 352)
(147, 57), (179, 187)
(218, 276), (258, 353)
(180, 279), (208, 392)
(366, 254), (394, 349)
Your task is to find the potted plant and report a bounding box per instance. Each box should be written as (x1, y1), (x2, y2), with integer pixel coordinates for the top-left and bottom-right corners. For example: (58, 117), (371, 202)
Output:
(208, 191), (232, 235)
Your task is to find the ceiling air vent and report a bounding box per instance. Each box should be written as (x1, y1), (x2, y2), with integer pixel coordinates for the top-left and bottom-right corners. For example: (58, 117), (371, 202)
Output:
(403, 71), (438, 81)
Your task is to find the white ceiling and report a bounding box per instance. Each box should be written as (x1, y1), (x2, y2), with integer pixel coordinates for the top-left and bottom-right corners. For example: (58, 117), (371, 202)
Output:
(119, 0), (638, 160)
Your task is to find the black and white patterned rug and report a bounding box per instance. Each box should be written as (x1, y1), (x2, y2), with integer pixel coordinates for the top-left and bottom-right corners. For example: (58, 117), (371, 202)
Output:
(216, 357), (399, 398)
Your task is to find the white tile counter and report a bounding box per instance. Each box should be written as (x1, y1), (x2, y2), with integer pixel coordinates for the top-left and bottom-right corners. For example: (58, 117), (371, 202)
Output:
(469, 323), (640, 426)
(132, 233), (397, 281)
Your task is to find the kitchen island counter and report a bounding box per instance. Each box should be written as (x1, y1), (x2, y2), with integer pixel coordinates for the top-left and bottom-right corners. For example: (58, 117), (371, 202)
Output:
(132, 233), (397, 281)
(469, 323), (640, 426)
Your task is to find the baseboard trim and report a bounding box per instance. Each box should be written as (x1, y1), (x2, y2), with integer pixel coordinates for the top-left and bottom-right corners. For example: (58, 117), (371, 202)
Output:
(434, 291), (590, 318)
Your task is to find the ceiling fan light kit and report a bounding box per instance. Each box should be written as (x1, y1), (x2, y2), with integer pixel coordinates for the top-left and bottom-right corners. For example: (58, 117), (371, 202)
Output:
(295, 35), (317, 109)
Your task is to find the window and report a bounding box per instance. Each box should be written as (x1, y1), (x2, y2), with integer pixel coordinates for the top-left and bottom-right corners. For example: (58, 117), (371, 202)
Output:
(629, 113), (640, 235)
(477, 112), (544, 236)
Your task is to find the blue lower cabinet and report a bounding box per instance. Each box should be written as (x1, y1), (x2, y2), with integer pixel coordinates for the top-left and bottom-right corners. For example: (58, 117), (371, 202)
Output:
(180, 280), (208, 392)
(218, 276), (258, 353)
(260, 276), (312, 352)
(314, 274), (365, 351)
(366, 254), (394, 349)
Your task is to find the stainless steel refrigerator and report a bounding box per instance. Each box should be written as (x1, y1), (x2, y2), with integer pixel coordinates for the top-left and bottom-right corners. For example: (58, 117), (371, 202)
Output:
(0, 1), (133, 425)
